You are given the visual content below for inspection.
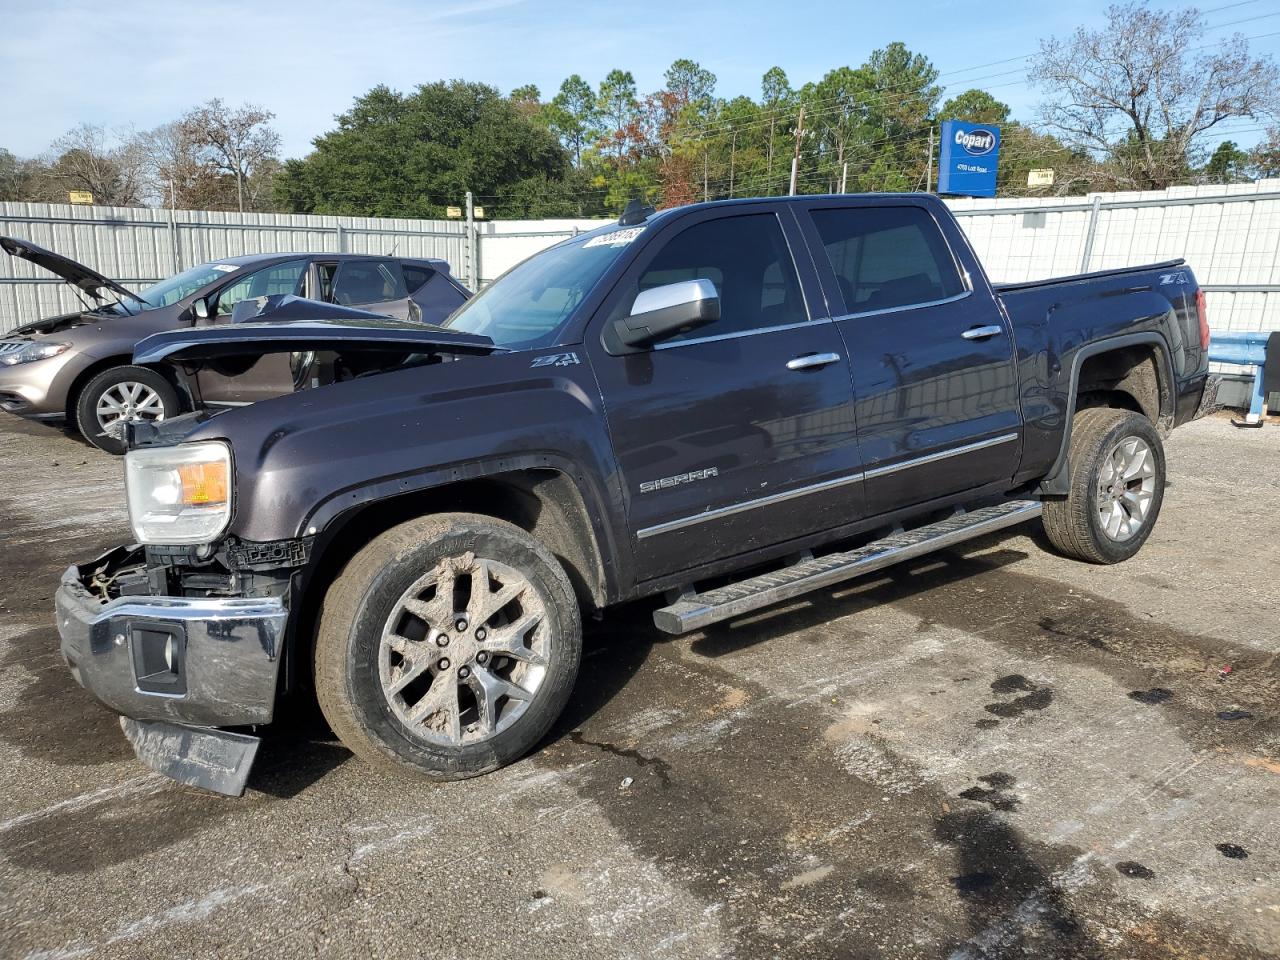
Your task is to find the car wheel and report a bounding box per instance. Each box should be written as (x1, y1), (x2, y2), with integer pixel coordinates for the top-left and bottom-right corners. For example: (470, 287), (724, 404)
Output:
(75, 365), (180, 455)
(314, 512), (582, 781)
(1042, 407), (1166, 564)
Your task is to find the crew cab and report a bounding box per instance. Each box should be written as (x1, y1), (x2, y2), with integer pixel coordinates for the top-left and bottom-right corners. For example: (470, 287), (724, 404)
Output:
(52, 194), (1217, 794)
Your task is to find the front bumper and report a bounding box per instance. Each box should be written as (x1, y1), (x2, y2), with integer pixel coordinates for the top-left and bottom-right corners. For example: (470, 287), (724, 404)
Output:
(54, 547), (288, 728)
(0, 344), (81, 416)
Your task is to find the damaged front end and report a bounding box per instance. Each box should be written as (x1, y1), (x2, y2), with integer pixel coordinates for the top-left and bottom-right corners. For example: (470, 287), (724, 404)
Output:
(55, 542), (300, 795)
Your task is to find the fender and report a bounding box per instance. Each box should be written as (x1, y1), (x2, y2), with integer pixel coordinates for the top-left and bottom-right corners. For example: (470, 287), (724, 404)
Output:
(299, 451), (628, 606)
(1038, 331), (1174, 495)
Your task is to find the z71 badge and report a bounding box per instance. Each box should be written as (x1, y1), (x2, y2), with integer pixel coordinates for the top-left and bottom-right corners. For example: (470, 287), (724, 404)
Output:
(639, 467), (719, 494)
(531, 352), (580, 368)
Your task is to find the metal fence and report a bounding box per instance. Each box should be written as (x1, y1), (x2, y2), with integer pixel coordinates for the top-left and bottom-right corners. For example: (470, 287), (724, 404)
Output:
(3, 183), (1277, 339)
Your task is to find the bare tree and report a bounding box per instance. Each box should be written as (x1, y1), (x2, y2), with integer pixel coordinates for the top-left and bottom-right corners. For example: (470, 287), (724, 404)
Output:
(1030, 3), (1280, 189)
(42, 124), (147, 205)
(137, 122), (232, 209)
(1252, 126), (1280, 178)
(180, 99), (281, 212)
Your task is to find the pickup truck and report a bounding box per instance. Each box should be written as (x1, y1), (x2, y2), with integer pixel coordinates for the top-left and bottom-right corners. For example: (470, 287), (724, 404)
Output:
(53, 194), (1217, 795)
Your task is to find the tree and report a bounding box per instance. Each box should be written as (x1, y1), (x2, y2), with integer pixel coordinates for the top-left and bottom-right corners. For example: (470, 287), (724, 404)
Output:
(597, 69), (639, 163)
(0, 148), (48, 202)
(508, 84), (542, 121)
(180, 99), (281, 212)
(546, 75), (599, 166)
(43, 124), (147, 206)
(1030, 2), (1280, 190)
(939, 90), (1010, 125)
(273, 81), (573, 219)
(1252, 127), (1280, 178)
(1203, 140), (1251, 183)
(136, 122), (233, 209)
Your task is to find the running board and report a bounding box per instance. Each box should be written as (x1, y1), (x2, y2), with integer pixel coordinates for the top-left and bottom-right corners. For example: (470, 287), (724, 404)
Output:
(652, 499), (1043, 635)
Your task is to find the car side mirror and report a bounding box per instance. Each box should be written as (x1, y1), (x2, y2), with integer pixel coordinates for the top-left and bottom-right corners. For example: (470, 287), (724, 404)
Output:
(611, 279), (719, 350)
(191, 297), (211, 323)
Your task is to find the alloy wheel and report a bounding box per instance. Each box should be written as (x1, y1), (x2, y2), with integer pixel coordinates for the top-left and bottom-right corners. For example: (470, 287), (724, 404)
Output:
(1095, 435), (1157, 542)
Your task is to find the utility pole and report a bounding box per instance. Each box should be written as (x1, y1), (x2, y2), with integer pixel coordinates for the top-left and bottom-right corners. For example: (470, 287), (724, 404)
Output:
(703, 151), (709, 202)
(729, 131), (737, 198)
(766, 117), (776, 194)
(465, 190), (478, 290)
(926, 126), (935, 193)
(840, 161), (848, 194)
(789, 105), (806, 196)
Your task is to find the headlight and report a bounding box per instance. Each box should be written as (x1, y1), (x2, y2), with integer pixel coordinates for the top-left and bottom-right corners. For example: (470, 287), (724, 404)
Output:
(125, 441), (232, 545)
(0, 341), (71, 366)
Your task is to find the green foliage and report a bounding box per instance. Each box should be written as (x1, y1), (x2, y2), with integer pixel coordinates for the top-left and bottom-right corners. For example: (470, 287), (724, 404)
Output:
(273, 81), (568, 219)
(1203, 141), (1250, 183)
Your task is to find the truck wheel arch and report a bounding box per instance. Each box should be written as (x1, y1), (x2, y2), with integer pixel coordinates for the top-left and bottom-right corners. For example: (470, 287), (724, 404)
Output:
(1039, 332), (1175, 496)
(302, 466), (613, 614)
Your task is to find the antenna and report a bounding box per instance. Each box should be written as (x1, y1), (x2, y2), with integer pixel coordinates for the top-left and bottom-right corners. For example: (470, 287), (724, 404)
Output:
(619, 198), (655, 226)
(387, 240), (400, 256)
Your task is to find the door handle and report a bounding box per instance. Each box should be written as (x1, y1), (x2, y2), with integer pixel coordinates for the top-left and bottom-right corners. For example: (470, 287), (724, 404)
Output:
(961, 324), (1004, 340)
(786, 352), (842, 371)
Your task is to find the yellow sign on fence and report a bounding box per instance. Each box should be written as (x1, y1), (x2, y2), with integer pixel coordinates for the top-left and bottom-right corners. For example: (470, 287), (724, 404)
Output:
(1027, 169), (1055, 187)
(445, 206), (462, 218)
(68, 191), (94, 205)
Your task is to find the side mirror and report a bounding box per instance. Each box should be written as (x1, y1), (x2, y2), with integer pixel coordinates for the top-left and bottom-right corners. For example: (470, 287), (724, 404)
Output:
(611, 279), (719, 350)
(191, 297), (211, 322)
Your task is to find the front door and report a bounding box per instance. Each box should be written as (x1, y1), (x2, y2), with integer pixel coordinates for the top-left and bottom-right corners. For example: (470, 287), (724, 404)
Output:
(801, 202), (1022, 515)
(586, 206), (864, 581)
(195, 258), (309, 404)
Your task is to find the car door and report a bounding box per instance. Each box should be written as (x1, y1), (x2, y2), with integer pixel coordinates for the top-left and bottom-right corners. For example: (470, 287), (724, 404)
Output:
(585, 205), (865, 581)
(194, 258), (309, 404)
(798, 201), (1021, 516)
(330, 259), (413, 319)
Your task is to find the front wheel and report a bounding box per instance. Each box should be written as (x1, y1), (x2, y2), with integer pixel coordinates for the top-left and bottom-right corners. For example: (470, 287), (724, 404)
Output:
(75, 365), (179, 455)
(1042, 407), (1166, 564)
(314, 513), (582, 781)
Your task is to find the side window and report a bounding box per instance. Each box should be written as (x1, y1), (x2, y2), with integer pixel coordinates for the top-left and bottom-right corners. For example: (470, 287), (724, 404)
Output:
(622, 213), (807, 341)
(214, 259), (307, 315)
(401, 264), (435, 293)
(332, 260), (408, 305)
(811, 206), (964, 314)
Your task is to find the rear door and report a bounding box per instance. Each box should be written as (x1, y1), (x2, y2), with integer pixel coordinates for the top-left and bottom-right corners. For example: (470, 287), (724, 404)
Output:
(798, 201), (1021, 515)
(585, 204), (865, 580)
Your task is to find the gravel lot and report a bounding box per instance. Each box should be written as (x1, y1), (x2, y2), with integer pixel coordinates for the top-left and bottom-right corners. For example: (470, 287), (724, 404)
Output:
(1, 411), (1277, 960)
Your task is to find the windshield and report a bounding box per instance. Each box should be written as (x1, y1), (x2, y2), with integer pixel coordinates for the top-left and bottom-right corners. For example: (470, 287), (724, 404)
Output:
(102, 261), (242, 315)
(442, 227), (643, 349)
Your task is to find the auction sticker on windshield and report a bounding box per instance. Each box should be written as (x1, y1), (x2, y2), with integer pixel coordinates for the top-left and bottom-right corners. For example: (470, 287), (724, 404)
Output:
(211, 264), (239, 273)
(584, 227), (644, 248)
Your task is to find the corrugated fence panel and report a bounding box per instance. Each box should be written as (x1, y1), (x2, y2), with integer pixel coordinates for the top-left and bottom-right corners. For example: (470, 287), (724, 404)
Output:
(2, 187), (1277, 337)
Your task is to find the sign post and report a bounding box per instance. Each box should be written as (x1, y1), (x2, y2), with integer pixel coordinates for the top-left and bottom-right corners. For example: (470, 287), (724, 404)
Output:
(937, 120), (1000, 198)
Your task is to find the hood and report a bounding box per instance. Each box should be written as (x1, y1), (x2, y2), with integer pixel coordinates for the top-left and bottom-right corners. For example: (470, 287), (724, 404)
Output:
(134, 317), (499, 365)
(227, 293), (399, 325)
(1, 236), (145, 305)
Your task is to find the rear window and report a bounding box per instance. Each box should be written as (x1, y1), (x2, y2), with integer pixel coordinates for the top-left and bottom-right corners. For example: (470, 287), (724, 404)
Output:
(811, 206), (964, 314)
(402, 264), (435, 292)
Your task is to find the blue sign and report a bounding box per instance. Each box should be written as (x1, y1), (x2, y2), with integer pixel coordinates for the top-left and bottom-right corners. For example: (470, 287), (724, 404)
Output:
(937, 120), (1001, 198)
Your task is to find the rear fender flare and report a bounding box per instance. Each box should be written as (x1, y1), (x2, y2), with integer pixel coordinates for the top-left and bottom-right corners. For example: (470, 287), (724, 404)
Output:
(1038, 331), (1174, 495)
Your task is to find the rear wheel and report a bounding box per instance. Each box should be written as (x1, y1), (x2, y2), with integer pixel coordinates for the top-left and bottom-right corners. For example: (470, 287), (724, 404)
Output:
(1042, 407), (1165, 564)
(314, 513), (581, 780)
(75, 365), (179, 455)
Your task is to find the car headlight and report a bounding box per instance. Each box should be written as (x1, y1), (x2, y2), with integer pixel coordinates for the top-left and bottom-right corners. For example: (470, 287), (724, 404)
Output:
(0, 341), (71, 366)
(125, 441), (233, 545)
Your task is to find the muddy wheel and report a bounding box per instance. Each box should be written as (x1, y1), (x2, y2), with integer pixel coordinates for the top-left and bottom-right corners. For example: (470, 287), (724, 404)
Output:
(314, 513), (581, 780)
(1042, 407), (1165, 564)
(75, 365), (179, 455)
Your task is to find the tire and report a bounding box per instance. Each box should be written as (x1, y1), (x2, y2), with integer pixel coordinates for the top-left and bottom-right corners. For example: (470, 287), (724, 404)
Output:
(1042, 407), (1166, 564)
(314, 512), (582, 781)
(75, 365), (180, 455)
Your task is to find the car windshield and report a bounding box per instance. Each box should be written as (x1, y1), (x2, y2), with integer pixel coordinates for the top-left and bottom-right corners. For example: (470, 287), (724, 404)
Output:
(101, 261), (243, 315)
(442, 226), (644, 349)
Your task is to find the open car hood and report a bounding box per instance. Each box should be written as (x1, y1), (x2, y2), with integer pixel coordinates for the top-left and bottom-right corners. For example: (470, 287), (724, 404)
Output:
(1, 235), (144, 304)
(134, 317), (499, 365)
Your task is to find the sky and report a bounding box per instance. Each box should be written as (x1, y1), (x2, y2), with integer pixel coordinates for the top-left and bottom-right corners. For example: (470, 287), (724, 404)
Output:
(2, 0), (1278, 160)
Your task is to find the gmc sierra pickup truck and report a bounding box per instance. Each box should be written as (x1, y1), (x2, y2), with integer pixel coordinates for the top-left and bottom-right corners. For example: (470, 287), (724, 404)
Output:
(54, 194), (1217, 795)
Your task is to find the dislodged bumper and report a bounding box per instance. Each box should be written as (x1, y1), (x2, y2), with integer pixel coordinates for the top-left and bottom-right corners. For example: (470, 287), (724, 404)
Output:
(54, 548), (288, 728)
